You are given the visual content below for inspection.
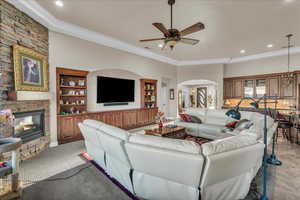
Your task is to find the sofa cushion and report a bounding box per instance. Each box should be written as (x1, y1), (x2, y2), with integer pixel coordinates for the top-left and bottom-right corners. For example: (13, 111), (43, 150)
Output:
(235, 119), (253, 130)
(225, 121), (238, 129)
(198, 123), (225, 135)
(129, 134), (201, 154)
(100, 124), (129, 141)
(189, 115), (202, 124)
(185, 108), (207, 122)
(83, 119), (106, 130)
(205, 109), (232, 126)
(201, 135), (258, 156)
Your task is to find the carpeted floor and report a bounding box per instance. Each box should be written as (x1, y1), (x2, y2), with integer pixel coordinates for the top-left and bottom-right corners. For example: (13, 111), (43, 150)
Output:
(20, 163), (131, 200)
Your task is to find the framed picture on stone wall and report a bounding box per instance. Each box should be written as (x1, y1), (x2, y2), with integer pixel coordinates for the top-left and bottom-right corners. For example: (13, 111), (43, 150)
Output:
(13, 45), (49, 91)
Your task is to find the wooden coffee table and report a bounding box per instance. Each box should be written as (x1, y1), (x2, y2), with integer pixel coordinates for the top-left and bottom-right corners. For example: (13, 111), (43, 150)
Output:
(144, 126), (187, 139)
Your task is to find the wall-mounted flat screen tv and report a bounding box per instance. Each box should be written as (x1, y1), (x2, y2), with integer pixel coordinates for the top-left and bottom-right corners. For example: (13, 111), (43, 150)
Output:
(97, 76), (135, 103)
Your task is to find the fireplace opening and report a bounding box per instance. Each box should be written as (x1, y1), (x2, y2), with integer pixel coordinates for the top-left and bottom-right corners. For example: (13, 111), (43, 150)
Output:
(13, 109), (45, 142)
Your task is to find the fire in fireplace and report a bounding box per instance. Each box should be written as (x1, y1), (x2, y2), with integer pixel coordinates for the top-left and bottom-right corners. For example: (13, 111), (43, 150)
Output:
(13, 109), (45, 142)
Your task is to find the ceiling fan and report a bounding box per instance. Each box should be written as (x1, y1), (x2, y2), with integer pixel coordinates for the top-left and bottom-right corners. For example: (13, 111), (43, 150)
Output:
(140, 0), (205, 50)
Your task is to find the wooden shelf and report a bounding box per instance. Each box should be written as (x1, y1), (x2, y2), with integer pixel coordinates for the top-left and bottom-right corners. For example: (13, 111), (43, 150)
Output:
(56, 67), (88, 115)
(61, 104), (86, 106)
(141, 79), (157, 109)
(60, 85), (87, 89)
(61, 95), (86, 97)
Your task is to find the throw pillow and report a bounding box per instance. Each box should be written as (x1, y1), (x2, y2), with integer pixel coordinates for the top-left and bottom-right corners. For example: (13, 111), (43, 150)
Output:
(189, 115), (202, 124)
(225, 121), (238, 129)
(235, 119), (253, 130)
(179, 114), (192, 122)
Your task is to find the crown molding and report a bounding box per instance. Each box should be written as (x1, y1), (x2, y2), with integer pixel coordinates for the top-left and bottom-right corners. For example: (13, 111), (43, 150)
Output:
(6, 0), (178, 66)
(6, 0), (300, 67)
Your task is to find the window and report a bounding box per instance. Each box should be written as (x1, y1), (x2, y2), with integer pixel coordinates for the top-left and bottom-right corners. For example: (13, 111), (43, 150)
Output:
(244, 80), (254, 97)
(256, 79), (266, 97)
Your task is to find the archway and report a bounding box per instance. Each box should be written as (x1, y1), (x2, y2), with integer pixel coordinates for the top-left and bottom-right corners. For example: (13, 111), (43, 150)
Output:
(178, 79), (218, 113)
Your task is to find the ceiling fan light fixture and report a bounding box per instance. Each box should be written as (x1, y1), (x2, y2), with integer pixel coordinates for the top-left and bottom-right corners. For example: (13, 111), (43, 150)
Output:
(166, 40), (177, 50)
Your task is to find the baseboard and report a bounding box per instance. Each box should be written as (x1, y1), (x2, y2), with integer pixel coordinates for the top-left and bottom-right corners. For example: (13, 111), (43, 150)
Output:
(50, 141), (58, 147)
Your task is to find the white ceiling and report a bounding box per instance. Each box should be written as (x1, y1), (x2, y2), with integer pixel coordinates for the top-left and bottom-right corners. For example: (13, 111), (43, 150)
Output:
(36, 0), (300, 61)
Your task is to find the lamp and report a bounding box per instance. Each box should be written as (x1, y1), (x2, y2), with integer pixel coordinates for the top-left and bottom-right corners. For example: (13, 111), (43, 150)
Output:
(225, 95), (281, 200)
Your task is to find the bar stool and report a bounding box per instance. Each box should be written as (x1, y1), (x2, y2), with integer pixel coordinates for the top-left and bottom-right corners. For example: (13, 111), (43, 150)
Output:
(275, 112), (293, 143)
(291, 113), (300, 145)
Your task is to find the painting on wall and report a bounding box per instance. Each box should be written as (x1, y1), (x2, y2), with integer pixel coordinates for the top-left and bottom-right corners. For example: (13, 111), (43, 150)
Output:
(13, 45), (49, 92)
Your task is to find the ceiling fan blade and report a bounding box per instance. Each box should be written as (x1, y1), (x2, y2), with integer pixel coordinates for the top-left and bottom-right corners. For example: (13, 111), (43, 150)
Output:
(152, 23), (170, 36)
(180, 22), (205, 36)
(140, 38), (165, 42)
(180, 38), (199, 45)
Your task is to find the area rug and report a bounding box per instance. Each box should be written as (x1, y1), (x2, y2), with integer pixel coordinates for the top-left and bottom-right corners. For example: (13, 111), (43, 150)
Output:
(20, 161), (133, 200)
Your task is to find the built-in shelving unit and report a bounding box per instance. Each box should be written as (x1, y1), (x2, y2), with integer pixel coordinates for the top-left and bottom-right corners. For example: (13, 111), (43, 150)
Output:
(140, 79), (157, 109)
(56, 68), (89, 115)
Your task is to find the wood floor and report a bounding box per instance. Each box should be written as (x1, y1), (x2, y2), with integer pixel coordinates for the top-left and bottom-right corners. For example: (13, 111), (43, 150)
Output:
(267, 138), (300, 200)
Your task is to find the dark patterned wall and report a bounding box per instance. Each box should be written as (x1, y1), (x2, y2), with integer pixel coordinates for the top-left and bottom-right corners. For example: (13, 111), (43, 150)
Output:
(0, 0), (49, 100)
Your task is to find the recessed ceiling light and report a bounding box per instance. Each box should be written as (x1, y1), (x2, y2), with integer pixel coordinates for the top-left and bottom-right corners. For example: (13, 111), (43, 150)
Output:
(240, 49), (246, 54)
(284, 0), (295, 3)
(55, 0), (64, 7)
(158, 43), (164, 48)
(267, 44), (273, 48)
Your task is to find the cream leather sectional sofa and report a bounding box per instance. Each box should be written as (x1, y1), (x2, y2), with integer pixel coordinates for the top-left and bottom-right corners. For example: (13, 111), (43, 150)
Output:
(175, 108), (277, 143)
(79, 108), (277, 200)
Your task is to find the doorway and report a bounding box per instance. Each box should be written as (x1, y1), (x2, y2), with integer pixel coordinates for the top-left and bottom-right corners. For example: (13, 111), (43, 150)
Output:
(161, 79), (170, 116)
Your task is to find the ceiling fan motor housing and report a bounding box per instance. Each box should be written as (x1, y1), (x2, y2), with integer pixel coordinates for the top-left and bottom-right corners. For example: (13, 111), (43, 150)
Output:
(168, 0), (175, 6)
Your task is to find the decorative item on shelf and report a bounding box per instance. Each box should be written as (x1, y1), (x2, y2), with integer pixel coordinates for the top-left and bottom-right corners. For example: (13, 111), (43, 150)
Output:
(59, 100), (63, 105)
(281, 34), (295, 88)
(69, 80), (76, 87)
(75, 91), (79, 95)
(81, 100), (85, 104)
(79, 90), (85, 95)
(151, 95), (156, 101)
(68, 90), (75, 95)
(70, 107), (76, 114)
(13, 45), (49, 92)
(225, 95), (281, 200)
(78, 80), (85, 86)
(61, 78), (64, 86)
(169, 89), (175, 100)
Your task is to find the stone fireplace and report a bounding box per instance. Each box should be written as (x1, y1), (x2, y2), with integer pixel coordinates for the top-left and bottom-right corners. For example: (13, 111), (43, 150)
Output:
(0, 100), (50, 161)
(14, 109), (45, 143)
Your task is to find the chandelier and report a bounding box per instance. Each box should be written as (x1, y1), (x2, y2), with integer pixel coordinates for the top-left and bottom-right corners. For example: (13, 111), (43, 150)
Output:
(281, 34), (295, 87)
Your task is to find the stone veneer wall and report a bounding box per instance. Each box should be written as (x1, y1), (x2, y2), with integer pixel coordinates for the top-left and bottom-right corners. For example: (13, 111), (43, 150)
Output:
(0, 1), (50, 161)
(0, 0), (49, 100)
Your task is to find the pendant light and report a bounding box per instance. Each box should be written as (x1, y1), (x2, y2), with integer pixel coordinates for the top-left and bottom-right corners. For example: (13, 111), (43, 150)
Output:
(282, 34), (295, 87)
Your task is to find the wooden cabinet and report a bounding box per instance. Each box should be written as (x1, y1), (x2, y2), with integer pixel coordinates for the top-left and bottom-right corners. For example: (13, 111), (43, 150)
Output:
(233, 79), (243, 98)
(58, 116), (74, 141)
(223, 80), (233, 99)
(268, 77), (279, 97)
(280, 77), (295, 97)
(122, 110), (137, 129)
(224, 72), (298, 99)
(57, 108), (158, 144)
